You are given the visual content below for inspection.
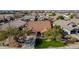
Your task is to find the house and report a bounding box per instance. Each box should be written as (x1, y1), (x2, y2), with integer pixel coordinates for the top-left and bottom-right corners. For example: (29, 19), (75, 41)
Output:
(0, 14), (15, 23)
(75, 13), (79, 19)
(53, 19), (79, 35)
(63, 15), (70, 20)
(4, 35), (36, 48)
(22, 35), (36, 49)
(0, 19), (26, 31)
(27, 20), (51, 36)
(21, 15), (35, 21)
(0, 14), (14, 19)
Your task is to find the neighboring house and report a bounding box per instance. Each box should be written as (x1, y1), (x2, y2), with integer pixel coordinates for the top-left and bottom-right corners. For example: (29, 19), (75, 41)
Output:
(0, 14), (14, 19)
(22, 13), (51, 21)
(53, 19), (79, 35)
(22, 35), (36, 49)
(21, 15), (35, 21)
(63, 15), (70, 20)
(37, 13), (49, 20)
(27, 20), (51, 36)
(38, 16), (47, 21)
(4, 35), (36, 48)
(0, 19), (26, 31)
(0, 14), (15, 24)
(75, 13), (79, 19)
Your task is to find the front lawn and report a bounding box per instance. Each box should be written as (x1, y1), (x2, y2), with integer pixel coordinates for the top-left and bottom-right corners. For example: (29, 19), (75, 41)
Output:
(35, 38), (65, 48)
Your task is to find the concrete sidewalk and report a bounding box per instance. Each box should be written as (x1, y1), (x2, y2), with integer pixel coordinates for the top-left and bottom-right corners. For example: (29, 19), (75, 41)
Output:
(56, 42), (79, 49)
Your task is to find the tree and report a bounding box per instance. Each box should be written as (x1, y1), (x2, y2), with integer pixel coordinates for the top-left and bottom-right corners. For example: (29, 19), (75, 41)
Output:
(0, 31), (8, 41)
(0, 26), (33, 42)
(43, 26), (63, 41)
(6, 27), (32, 36)
(52, 12), (56, 16)
(6, 27), (17, 36)
(43, 28), (54, 40)
(0, 27), (18, 41)
(57, 15), (64, 20)
(48, 12), (56, 16)
(22, 27), (32, 35)
(69, 13), (76, 19)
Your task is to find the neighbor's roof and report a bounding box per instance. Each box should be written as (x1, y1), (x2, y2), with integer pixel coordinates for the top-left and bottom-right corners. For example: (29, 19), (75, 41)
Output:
(0, 20), (26, 30)
(53, 19), (79, 31)
(22, 15), (35, 19)
(27, 20), (51, 33)
(0, 14), (14, 20)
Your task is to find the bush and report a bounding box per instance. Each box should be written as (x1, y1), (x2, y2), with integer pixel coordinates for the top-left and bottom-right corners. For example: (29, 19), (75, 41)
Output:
(70, 14), (74, 19)
(52, 12), (56, 16)
(57, 15), (64, 20)
(0, 31), (8, 41)
(48, 12), (56, 16)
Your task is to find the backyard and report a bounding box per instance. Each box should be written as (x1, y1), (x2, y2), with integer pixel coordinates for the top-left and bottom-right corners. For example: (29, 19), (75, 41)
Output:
(35, 38), (65, 48)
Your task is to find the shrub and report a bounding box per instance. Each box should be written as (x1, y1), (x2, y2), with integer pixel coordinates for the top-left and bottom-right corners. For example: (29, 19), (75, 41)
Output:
(57, 15), (64, 20)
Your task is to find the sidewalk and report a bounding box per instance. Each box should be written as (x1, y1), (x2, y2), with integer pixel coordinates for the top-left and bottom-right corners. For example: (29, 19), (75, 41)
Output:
(57, 42), (79, 49)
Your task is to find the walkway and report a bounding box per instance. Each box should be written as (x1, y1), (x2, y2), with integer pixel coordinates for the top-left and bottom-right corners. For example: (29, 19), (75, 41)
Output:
(53, 42), (79, 49)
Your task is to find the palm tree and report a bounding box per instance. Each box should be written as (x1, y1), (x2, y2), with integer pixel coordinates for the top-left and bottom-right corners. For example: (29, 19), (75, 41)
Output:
(43, 25), (63, 41)
(22, 27), (32, 35)
(43, 28), (54, 40)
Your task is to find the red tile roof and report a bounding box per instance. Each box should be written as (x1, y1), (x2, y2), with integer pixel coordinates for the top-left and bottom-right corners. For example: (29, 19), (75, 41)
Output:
(27, 20), (51, 33)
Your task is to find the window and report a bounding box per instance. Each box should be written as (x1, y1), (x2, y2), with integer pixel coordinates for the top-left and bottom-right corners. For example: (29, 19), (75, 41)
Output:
(71, 29), (76, 34)
(77, 30), (79, 33)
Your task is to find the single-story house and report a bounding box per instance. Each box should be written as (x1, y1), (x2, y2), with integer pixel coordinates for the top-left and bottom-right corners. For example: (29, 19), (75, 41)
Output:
(21, 15), (35, 21)
(53, 19), (79, 35)
(0, 14), (15, 23)
(0, 19), (26, 31)
(22, 14), (50, 21)
(75, 13), (79, 19)
(63, 15), (70, 20)
(22, 35), (36, 49)
(4, 35), (36, 48)
(0, 14), (14, 19)
(38, 16), (48, 21)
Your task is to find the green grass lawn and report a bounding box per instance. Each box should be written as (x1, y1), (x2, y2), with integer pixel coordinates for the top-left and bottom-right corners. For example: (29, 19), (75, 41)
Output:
(35, 38), (65, 48)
